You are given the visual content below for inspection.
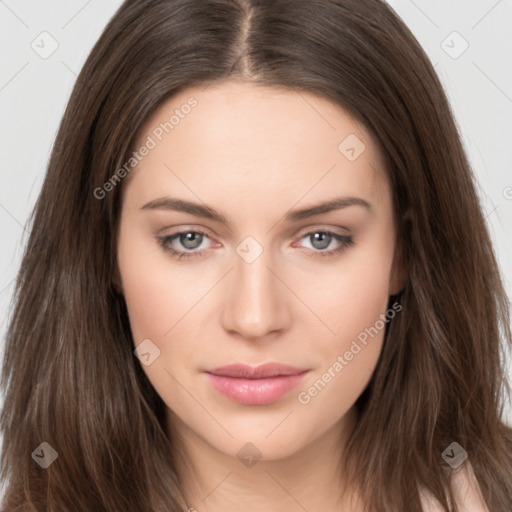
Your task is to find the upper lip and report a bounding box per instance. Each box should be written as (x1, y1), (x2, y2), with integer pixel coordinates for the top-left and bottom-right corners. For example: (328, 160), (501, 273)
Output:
(205, 363), (309, 379)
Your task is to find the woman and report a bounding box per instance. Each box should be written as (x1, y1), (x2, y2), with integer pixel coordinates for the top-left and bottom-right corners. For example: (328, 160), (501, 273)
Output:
(1, 0), (511, 510)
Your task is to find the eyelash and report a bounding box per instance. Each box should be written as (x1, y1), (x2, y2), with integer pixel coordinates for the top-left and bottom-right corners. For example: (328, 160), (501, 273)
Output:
(156, 229), (354, 260)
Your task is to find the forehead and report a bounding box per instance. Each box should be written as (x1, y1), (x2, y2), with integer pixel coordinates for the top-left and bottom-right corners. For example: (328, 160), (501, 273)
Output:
(122, 80), (390, 217)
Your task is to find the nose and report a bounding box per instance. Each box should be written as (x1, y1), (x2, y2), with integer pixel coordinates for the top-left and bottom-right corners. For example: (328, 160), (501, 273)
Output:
(221, 244), (292, 342)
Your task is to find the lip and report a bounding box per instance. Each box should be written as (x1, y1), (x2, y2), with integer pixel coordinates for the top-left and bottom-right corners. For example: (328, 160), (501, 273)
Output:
(204, 363), (309, 405)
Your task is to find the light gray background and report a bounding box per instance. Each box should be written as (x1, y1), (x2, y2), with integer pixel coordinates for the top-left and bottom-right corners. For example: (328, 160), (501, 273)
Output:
(1, 0), (511, 428)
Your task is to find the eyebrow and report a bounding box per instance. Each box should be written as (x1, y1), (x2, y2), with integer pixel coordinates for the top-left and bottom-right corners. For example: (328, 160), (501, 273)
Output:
(140, 196), (373, 224)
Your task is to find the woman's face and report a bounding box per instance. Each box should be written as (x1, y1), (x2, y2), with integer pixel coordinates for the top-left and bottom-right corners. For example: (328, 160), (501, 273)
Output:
(116, 80), (405, 462)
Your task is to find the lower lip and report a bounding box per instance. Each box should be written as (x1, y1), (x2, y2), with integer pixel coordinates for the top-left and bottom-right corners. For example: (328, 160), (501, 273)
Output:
(205, 372), (308, 405)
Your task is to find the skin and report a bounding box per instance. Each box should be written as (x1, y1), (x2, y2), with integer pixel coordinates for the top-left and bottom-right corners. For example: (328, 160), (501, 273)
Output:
(115, 80), (407, 511)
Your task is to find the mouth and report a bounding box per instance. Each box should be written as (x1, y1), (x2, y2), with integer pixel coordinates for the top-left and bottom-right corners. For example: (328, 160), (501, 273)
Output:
(204, 363), (309, 405)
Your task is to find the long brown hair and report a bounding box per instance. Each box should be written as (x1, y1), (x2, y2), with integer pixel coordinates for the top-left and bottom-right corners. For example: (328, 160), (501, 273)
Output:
(1, 0), (511, 510)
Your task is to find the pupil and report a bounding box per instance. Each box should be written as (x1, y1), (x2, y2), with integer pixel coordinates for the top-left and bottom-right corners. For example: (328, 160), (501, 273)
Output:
(312, 232), (330, 250)
(182, 232), (202, 249)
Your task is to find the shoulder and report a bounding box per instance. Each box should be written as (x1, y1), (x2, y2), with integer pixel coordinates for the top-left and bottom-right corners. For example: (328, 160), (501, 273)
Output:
(419, 461), (490, 512)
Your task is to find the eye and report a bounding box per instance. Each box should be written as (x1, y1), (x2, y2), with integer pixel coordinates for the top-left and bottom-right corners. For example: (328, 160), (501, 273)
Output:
(294, 230), (354, 258)
(156, 230), (214, 260)
(156, 229), (354, 260)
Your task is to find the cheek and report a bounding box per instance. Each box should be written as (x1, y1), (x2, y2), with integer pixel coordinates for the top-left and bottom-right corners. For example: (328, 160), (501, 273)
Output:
(116, 229), (204, 397)
(312, 235), (395, 349)
(117, 242), (204, 415)
(117, 229), (205, 343)
(296, 234), (396, 409)
(296, 288), (391, 422)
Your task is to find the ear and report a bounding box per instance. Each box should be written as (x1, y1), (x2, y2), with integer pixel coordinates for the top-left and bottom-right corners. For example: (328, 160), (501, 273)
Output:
(389, 237), (407, 296)
(112, 265), (124, 295)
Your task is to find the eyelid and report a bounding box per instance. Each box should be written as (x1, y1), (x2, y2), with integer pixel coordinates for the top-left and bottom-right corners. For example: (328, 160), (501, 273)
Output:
(158, 223), (350, 243)
(156, 224), (217, 237)
(294, 223), (351, 237)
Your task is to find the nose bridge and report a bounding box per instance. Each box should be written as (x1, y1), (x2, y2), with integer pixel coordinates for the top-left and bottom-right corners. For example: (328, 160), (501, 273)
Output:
(222, 235), (288, 339)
